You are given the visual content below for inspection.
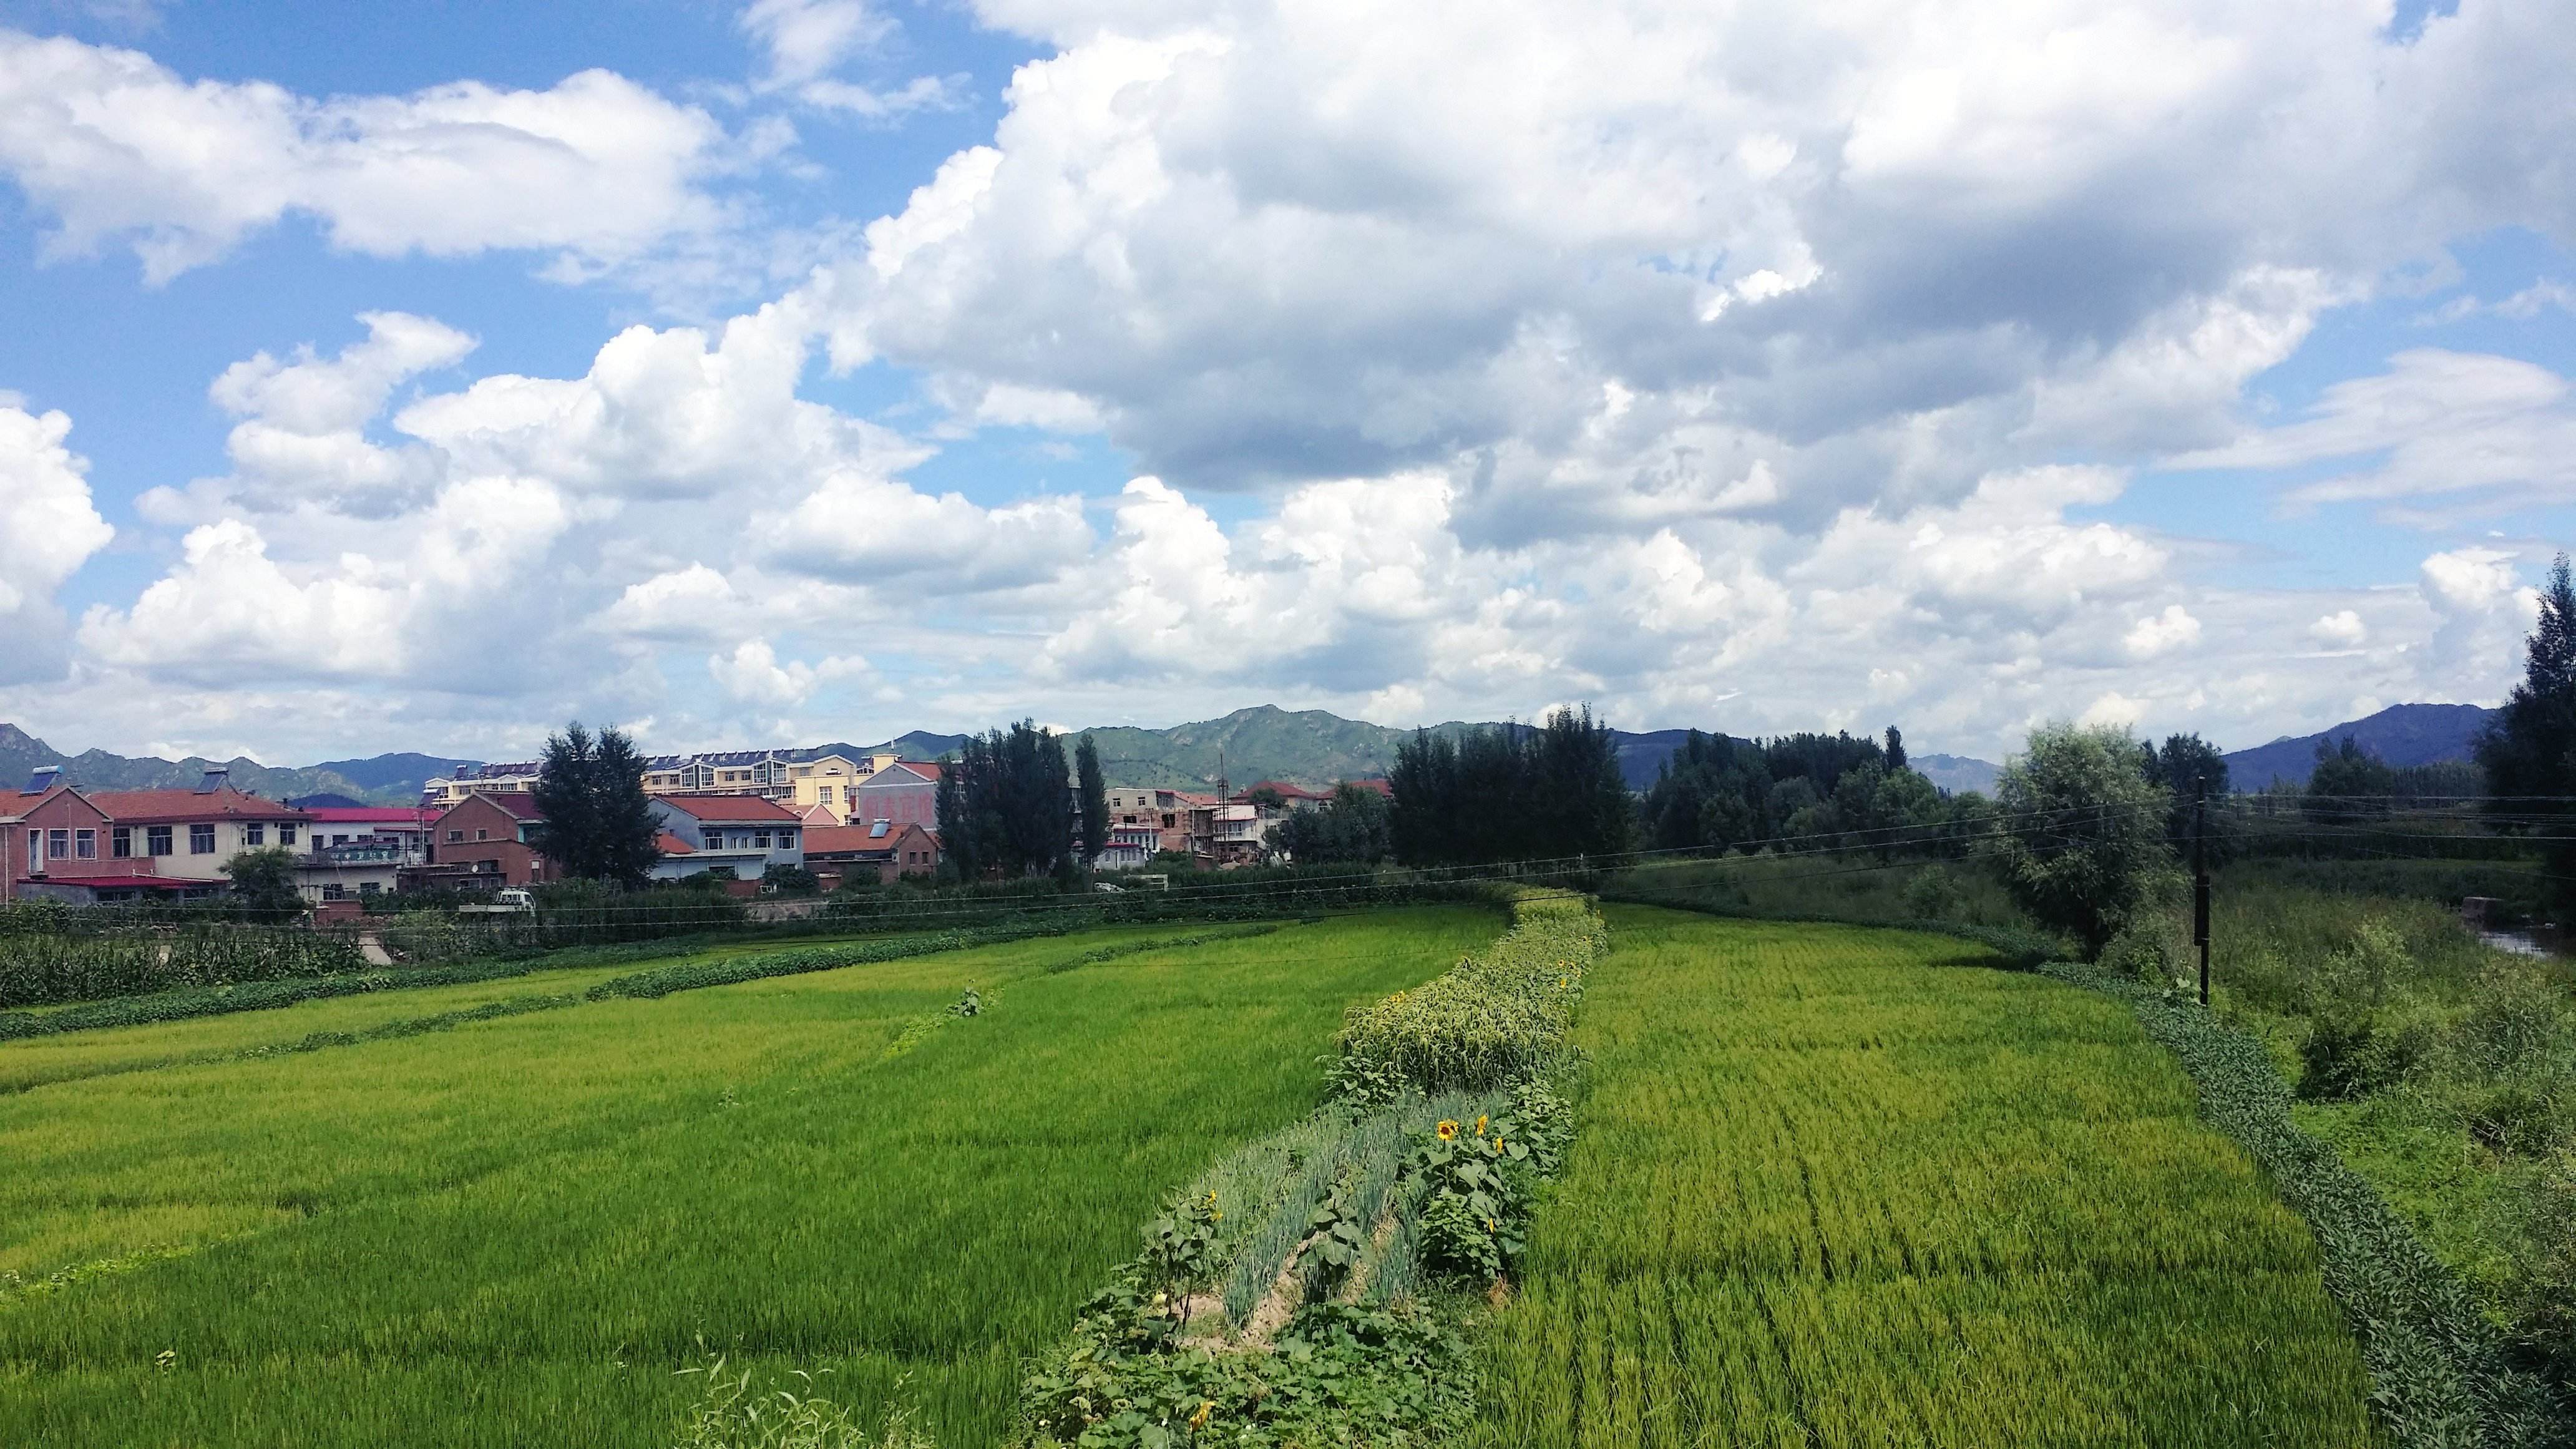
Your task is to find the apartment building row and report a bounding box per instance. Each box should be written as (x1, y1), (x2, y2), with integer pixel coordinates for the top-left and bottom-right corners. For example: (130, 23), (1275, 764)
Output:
(422, 749), (929, 823)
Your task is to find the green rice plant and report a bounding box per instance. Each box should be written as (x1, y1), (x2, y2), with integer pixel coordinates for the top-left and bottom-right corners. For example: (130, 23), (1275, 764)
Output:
(0, 906), (1503, 1448)
(1468, 905), (2387, 1449)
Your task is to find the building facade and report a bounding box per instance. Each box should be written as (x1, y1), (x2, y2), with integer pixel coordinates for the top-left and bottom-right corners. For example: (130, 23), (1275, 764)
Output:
(847, 761), (944, 831)
(646, 794), (806, 881)
(84, 771), (315, 884)
(802, 819), (942, 886)
(426, 793), (558, 887)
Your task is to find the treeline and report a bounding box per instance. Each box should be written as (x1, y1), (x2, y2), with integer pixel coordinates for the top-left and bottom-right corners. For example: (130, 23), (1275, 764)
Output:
(1387, 707), (1633, 865)
(934, 721), (1111, 881)
(1641, 726), (1969, 856)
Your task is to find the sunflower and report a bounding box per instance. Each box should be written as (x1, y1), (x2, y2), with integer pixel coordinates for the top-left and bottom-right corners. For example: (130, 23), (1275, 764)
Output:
(1436, 1120), (1460, 1141)
(1189, 1401), (1214, 1430)
(1475, 1115), (1489, 1137)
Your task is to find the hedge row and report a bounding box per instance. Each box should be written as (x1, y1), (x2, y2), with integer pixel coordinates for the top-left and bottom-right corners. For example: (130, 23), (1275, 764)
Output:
(2048, 962), (2572, 1449)
(1333, 890), (1606, 1098)
(0, 927), (368, 1009)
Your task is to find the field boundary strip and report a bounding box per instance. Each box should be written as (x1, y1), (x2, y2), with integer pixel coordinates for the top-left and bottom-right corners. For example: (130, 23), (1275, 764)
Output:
(1619, 887), (2572, 1449)
(1017, 890), (1607, 1448)
(2045, 958), (2575, 1449)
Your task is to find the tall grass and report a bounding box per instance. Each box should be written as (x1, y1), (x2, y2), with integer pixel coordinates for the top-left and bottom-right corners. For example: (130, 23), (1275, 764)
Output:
(1467, 905), (2381, 1447)
(0, 905), (1503, 1448)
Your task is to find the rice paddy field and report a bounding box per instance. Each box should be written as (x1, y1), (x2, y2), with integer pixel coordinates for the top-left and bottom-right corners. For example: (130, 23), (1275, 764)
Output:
(0, 906), (1503, 1448)
(1469, 905), (2383, 1448)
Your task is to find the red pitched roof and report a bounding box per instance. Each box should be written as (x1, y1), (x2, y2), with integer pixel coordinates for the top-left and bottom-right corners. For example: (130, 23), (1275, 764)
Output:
(856, 760), (942, 786)
(437, 793), (543, 824)
(85, 788), (309, 824)
(1340, 778), (1393, 796)
(655, 832), (695, 856)
(1239, 780), (1325, 801)
(655, 793), (803, 822)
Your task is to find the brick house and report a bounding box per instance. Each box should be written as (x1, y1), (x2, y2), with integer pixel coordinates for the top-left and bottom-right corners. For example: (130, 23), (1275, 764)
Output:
(846, 760), (944, 831)
(427, 793), (559, 887)
(84, 770), (315, 884)
(3, 769), (177, 904)
(802, 819), (942, 887)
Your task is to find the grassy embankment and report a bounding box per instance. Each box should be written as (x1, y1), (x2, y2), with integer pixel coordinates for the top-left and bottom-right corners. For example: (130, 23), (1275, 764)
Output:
(0, 905), (1501, 1448)
(1470, 905), (2382, 1447)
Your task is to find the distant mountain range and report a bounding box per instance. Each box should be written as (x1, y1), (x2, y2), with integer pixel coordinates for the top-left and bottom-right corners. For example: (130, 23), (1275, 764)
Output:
(0, 700), (2502, 807)
(2219, 703), (2497, 791)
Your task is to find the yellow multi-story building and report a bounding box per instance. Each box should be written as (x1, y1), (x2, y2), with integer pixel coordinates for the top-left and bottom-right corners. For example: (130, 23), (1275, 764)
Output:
(426, 749), (912, 820)
(783, 752), (900, 822)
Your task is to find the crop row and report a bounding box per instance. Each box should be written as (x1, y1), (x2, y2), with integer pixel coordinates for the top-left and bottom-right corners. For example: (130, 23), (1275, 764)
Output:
(1020, 890), (1606, 1448)
(0, 927), (367, 1009)
(2046, 957), (2571, 1449)
(1467, 907), (2384, 1448)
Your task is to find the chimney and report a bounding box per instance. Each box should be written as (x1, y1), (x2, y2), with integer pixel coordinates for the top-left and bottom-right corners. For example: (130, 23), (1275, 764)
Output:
(195, 766), (230, 794)
(26, 764), (61, 794)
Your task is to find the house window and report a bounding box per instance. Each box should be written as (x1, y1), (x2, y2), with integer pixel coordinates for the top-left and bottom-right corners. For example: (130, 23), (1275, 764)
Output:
(111, 827), (132, 857)
(48, 828), (69, 859)
(475, 829), (489, 841)
(704, 831), (726, 849)
(333, 834), (351, 847)
(779, 831), (796, 849)
(189, 824), (215, 854)
(476, 859), (499, 874)
(322, 884), (346, 900)
(278, 825), (296, 847)
(447, 829), (464, 843)
(75, 829), (95, 860)
(752, 831), (771, 849)
(358, 881), (380, 895)
(245, 822), (265, 846)
(24, 830), (37, 872)
(147, 826), (173, 856)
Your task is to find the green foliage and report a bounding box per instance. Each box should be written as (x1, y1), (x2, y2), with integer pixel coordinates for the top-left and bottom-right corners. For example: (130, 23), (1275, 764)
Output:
(1989, 720), (2182, 957)
(526, 720), (662, 887)
(1269, 781), (1393, 865)
(947, 721), (1078, 880)
(1390, 706), (1631, 866)
(2477, 553), (2576, 915)
(0, 907), (1503, 1449)
(1471, 907), (2383, 1448)
(1331, 892), (1603, 1097)
(2051, 955), (2569, 1448)
(220, 846), (306, 922)
(671, 1356), (939, 1449)
(1400, 1079), (1572, 1285)
(763, 863), (823, 897)
(0, 920), (364, 1010)
(1075, 734), (1110, 865)
(2306, 735), (2399, 823)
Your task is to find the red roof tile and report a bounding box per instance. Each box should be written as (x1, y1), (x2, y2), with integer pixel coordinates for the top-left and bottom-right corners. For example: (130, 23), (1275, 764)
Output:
(654, 793), (803, 822)
(655, 832), (695, 856)
(85, 788), (310, 824)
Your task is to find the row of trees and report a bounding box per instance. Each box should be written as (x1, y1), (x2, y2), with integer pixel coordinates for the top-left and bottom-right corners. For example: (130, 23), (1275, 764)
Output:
(1385, 707), (1633, 866)
(1641, 727), (1956, 857)
(934, 721), (1113, 881)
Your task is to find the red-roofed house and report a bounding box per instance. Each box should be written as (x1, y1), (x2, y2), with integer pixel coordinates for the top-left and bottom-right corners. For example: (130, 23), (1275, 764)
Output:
(847, 760), (944, 831)
(427, 792), (559, 888)
(1235, 781), (1328, 811)
(802, 819), (942, 886)
(647, 794), (806, 881)
(4, 768), (177, 903)
(84, 770), (313, 884)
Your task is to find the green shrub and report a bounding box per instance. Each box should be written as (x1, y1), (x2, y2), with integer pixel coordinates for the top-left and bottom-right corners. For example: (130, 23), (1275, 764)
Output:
(1330, 892), (1603, 1098)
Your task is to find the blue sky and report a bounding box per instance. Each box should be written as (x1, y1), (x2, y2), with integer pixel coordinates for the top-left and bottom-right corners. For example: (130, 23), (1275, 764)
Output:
(1, 0), (2572, 766)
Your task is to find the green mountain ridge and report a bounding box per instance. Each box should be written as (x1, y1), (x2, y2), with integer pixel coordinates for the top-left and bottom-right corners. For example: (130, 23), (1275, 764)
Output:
(1, 706), (2003, 805)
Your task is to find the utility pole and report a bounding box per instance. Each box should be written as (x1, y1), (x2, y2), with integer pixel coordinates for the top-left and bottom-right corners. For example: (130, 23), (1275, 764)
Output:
(2193, 774), (2211, 1006)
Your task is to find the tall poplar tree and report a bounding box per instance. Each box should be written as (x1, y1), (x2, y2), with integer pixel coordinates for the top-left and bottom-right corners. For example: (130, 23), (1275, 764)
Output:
(2475, 552), (2576, 912)
(1075, 733), (1110, 864)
